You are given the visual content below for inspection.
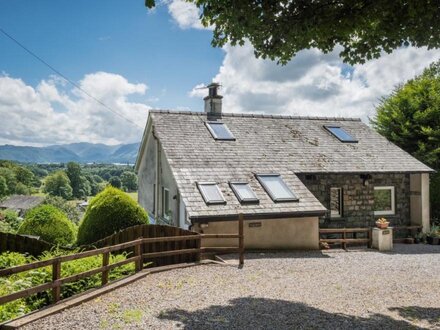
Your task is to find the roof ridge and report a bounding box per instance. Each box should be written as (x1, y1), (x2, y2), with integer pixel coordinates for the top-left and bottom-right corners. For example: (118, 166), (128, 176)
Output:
(149, 109), (361, 122)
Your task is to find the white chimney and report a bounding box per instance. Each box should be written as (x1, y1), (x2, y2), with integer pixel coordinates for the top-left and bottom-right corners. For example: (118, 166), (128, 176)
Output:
(204, 83), (222, 115)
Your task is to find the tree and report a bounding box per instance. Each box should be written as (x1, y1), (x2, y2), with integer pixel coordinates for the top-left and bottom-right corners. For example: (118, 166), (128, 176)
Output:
(0, 176), (7, 198)
(77, 186), (148, 245)
(0, 167), (17, 195)
(17, 205), (77, 245)
(146, 0), (440, 64)
(42, 195), (81, 224)
(372, 60), (440, 219)
(66, 162), (82, 198)
(121, 171), (138, 192)
(43, 171), (73, 200)
(108, 176), (122, 189)
(13, 167), (34, 187)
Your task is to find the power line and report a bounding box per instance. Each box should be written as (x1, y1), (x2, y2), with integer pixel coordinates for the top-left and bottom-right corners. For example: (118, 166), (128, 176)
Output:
(0, 27), (144, 129)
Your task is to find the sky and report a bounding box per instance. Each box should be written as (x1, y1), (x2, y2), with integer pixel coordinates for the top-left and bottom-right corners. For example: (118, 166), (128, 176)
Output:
(0, 0), (439, 147)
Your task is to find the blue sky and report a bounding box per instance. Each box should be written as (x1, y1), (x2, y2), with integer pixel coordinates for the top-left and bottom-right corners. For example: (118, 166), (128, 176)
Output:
(0, 0), (439, 146)
(0, 0), (222, 111)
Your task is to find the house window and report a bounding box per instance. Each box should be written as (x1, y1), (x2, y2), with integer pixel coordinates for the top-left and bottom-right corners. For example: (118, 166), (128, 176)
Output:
(197, 182), (226, 205)
(374, 186), (395, 215)
(206, 122), (235, 140)
(256, 174), (298, 202)
(162, 187), (170, 217)
(230, 182), (259, 203)
(324, 125), (358, 143)
(330, 187), (342, 218)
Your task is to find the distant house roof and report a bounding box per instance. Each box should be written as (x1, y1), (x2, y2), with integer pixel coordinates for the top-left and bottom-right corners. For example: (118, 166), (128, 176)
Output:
(0, 195), (44, 211)
(136, 110), (433, 221)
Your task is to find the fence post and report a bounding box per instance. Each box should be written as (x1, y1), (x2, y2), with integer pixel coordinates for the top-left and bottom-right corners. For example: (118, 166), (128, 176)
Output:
(135, 240), (143, 272)
(52, 258), (61, 303)
(342, 229), (347, 250)
(102, 252), (110, 285)
(196, 234), (202, 262)
(238, 213), (244, 266)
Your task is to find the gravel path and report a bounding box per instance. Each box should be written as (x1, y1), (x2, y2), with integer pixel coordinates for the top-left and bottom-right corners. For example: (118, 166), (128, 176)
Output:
(22, 244), (440, 330)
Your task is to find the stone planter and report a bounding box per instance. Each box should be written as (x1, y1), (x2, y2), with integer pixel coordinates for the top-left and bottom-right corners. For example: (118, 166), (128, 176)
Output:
(376, 223), (389, 229)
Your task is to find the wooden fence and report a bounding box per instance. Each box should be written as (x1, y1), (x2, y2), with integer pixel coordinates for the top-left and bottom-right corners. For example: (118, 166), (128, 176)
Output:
(0, 232), (54, 256)
(319, 228), (372, 249)
(320, 225), (424, 249)
(0, 218), (244, 312)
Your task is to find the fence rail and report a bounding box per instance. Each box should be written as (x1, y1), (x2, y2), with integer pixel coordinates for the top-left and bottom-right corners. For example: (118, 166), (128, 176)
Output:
(0, 218), (244, 312)
(319, 227), (372, 249)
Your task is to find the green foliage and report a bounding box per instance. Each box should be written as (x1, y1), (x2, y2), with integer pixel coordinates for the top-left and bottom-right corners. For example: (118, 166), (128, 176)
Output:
(13, 167), (35, 187)
(14, 182), (31, 195)
(146, 0), (440, 64)
(77, 186), (148, 245)
(0, 167), (17, 195)
(0, 210), (22, 233)
(0, 176), (7, 198)
(42, 196), (81, 224)
(372, 60), (440, 219)
(66, 162), (87, 198)
(17, 205), (77, 246)
(43, 171), (73, 199)
(121, 171), (138, 192)
(109, 176), (122, 189)
(0, 250), (134, 323)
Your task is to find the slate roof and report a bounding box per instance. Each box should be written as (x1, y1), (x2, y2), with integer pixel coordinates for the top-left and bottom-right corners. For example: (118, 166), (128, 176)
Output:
(141, 110), (433, 221)
(0, 195), (44, 211)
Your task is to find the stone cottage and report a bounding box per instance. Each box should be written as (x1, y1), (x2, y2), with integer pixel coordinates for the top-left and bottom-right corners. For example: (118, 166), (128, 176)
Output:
(135, 84), (432, 249)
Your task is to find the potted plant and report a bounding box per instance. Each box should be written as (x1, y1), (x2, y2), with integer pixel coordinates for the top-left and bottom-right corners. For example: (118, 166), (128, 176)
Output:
(414, 232), (425, 244)
(375, 218), (390, 229)
(426, 225), (440, 245)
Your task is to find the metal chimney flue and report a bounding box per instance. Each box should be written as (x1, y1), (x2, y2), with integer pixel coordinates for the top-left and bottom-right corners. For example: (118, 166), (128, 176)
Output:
(204, 82), (222, 115)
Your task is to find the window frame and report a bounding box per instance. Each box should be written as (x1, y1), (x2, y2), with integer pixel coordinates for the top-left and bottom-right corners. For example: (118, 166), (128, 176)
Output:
(197, 182), (226, 205)
(205, 121), (236, 141)
(229, 182), (259, 204)
(373, 186), (395, 216)
(162, 187), (170, 217)
(330, 187), (343, 218)
(324, 125), (358, 143)
(256, 174), (299, 202)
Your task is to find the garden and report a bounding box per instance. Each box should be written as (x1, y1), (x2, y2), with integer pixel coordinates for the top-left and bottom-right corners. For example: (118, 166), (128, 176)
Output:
(0, 186), (149, 323)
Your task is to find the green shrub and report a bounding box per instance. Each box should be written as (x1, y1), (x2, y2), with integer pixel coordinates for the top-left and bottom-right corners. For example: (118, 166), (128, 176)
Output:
(0, 210), (22, 232)
(42, 196), (81, 224)
(17, 205), (77, 246)
(0, 250), (134, 323)
(77, 186), (148, 245)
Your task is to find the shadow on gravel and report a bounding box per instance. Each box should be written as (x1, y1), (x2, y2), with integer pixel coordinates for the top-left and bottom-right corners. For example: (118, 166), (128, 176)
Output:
(221, 251), (331, 261)
(390, 306), (440, 327)
(158, 297), (422, 329)
(378, 244), (440, 255)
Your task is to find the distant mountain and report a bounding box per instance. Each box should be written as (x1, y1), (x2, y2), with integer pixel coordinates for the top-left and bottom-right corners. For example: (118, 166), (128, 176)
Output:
(0, 142), (140, 164)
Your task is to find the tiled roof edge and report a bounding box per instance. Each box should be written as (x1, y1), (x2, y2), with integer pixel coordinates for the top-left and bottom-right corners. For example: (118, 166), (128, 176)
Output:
(149, 109), (361, 122)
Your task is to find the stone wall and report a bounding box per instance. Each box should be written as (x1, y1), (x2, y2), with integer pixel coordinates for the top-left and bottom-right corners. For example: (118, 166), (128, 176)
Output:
(297, 173), (410, 228)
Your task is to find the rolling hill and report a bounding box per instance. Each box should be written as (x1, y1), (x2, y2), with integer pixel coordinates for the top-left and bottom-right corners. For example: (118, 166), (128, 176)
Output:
(0, 142), (139, 164)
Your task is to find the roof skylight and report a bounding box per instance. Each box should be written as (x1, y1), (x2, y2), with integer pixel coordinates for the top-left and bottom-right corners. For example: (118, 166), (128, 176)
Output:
(256, 174), (299, 202)
(197, 182), (226, 205)
(324, 125), (358, 143)
(206, 122), (235, 140)
(230, 182), (259, 203)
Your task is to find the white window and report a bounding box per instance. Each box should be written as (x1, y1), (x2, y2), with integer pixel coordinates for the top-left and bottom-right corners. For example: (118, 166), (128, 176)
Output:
(205, 122), (235, 140)
(374, 186), (395, 215)
(230, 182), (259, 203)
(197, 182), (226, 205)
(256, 174), (298, 202)
(162, 187), (170, 217)
(330, 187), (342, 218)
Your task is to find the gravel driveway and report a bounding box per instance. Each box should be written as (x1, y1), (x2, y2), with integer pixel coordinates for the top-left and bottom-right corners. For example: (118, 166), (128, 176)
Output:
(22, 244), (440, 330)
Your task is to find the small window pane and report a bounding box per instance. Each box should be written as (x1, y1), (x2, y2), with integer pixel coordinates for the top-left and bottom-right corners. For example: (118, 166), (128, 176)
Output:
(374, 186), (395, 215)
(330, 188), (342, 218)
(206, 122), (235, 140)
(230, 182), (259, 203)
(256, 174), (298, 202)
(325, 126), (357, 142)
(198, 183), (226, 205)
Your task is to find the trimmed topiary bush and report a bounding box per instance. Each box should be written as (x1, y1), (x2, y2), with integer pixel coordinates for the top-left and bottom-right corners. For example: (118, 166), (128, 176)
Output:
(77, 186), (148, 245)
(17, 205), (77, 246)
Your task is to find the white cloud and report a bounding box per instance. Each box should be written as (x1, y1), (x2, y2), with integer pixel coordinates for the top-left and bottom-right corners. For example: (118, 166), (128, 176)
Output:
(0, 72), (150, 146)
(167, 0), (211, 30)
(191, 43), (440, 121)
